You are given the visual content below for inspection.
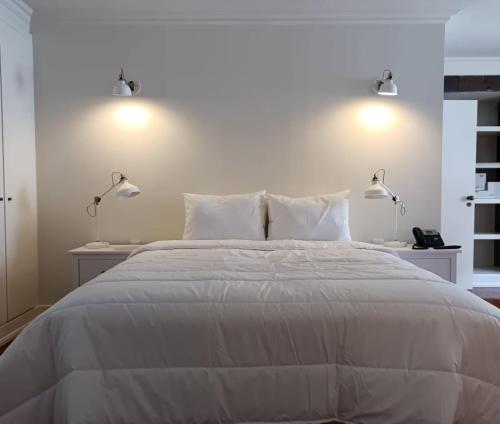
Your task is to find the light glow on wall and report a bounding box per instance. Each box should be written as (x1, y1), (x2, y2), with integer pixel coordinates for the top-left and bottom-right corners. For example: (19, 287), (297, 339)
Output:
(82, 99), (189, 156)
(309, 99), (428, 158)
(114, 104), (150, 127)
(358, 104), (395, 130)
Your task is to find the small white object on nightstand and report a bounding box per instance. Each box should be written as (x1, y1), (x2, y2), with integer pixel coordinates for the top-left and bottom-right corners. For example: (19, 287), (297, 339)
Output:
(395, 247), (461, 283)
(68, 245), (141, 287)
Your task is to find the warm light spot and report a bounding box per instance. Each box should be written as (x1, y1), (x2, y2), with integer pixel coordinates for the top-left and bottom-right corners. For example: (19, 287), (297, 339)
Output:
(358, 104), (395, 130)
(83, 99), (188, 154)
(114, 104), (150, 127)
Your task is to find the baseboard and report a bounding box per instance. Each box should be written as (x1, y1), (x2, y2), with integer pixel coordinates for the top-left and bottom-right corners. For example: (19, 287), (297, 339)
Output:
(473, 283), (500, 288)
(0, 305), (50, 347)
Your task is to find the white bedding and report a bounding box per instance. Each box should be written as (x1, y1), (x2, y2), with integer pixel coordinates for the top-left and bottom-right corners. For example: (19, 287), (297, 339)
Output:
(1, 240), (500, 424)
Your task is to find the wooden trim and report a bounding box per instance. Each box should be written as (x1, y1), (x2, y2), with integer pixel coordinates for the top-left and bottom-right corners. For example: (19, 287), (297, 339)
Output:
(0, 305), (49, 347)
(444, 76), (500, 93)
(30, 2), (463, 27)
(33, 15), (458, 26)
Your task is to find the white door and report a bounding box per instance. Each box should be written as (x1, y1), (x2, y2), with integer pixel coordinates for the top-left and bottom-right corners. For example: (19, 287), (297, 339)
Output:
(0, 56), (5, 325)
(1, 29), (37, 319)
(441, 100), (477, 289)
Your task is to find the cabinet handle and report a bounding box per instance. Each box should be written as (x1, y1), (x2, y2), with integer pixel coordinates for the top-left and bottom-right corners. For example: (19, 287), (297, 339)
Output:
(0, 197), (3, 201)
(7, 197), (12, 201)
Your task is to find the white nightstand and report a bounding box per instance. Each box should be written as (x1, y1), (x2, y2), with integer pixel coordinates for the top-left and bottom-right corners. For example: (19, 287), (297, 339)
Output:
(68, 245), (141, 287)
(395, 247), (461, 283)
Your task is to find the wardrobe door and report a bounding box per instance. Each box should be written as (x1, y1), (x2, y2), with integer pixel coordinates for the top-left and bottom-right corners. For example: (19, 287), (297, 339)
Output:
(1, 29), (37, 319)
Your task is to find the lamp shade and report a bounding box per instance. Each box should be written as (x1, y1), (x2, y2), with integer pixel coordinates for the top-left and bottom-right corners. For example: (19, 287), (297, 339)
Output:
(112, 80), (133, 97)
(116, 180), (141, 199)
(364, 179), (390, 199)
(378, 78), (398, 96)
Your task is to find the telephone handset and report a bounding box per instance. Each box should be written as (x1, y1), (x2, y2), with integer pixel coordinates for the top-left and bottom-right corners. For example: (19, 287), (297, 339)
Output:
(412, 227), (460, 250)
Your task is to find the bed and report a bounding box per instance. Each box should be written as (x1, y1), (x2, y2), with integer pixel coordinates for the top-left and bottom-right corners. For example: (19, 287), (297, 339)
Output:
(1, 240), (499, 423)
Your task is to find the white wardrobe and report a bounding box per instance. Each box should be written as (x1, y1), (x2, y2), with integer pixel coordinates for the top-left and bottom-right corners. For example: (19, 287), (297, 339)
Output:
(0, 1), (38, 327)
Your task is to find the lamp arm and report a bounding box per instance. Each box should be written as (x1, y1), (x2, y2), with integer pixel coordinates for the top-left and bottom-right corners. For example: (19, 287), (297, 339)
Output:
(390, 193), (406, 217)
(373, 168), (386, 182)
(376, 178), (396, 199)
(377, 179), (406, 217)
(97, 172), (126, 199)
(86, 172), (127, 217)
(382, 69), (393, 80)
(118, 68), (127, 82)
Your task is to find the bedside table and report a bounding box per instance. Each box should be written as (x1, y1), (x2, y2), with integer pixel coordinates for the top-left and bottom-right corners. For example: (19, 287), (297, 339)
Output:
(394, 247), (461, 283)
(69, 245), (141, 287)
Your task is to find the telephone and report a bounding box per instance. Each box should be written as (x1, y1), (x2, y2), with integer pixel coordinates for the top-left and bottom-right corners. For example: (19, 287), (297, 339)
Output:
(412, 227), (461, 250)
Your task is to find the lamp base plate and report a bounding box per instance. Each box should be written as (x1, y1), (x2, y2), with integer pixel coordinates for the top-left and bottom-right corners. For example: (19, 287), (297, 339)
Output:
(383, 240), (408, 248)
(86, 241), (110, 249)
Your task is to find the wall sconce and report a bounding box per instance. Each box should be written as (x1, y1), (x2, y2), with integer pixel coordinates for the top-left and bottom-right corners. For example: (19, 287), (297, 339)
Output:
(374, 70), (398, 96)
(112, 67), (142, 97)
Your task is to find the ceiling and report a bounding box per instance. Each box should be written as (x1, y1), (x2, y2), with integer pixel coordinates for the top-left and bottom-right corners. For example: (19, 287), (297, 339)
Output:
(446, 0), (500, 57)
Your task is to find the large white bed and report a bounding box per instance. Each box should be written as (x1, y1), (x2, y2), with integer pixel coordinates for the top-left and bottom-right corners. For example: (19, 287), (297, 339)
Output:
(1, 240), (499, 423)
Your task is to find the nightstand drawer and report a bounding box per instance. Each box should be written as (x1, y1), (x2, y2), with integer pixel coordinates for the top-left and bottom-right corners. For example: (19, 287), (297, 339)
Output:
(69, 245), (141, 288)
(79, 258), (123, 285)
(409, 258), (452, 282)
(397, 248), (460, 283)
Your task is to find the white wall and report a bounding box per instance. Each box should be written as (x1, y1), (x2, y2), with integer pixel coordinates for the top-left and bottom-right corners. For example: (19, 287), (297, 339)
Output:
(33, 23), (445, 304)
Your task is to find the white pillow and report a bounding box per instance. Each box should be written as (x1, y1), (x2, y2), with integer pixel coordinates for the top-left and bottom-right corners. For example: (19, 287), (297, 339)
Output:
(266, 191), (351, 241)
(183, 191), (266, 240)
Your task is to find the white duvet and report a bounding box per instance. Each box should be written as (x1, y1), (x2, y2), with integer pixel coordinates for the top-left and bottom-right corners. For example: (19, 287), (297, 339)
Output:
(1, 240), (500, 424)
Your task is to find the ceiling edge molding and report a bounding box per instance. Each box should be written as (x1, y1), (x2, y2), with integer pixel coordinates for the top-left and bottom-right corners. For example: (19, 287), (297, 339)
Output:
(31, 8), (463, 28)
(0, 0), (32, 34)
(444, 57), (500, 76)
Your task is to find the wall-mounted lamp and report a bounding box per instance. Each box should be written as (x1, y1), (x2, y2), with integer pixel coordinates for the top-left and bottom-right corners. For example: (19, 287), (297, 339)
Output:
(112, 67), (142, 97)
(86, 172), (141, 248)
(364, 169), (406, 247)
(374, 70), (398, 97)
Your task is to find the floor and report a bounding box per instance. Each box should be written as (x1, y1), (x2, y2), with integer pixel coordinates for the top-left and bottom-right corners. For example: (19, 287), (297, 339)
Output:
(0, 340), (12, 355)
(470, 287), (500, 308)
